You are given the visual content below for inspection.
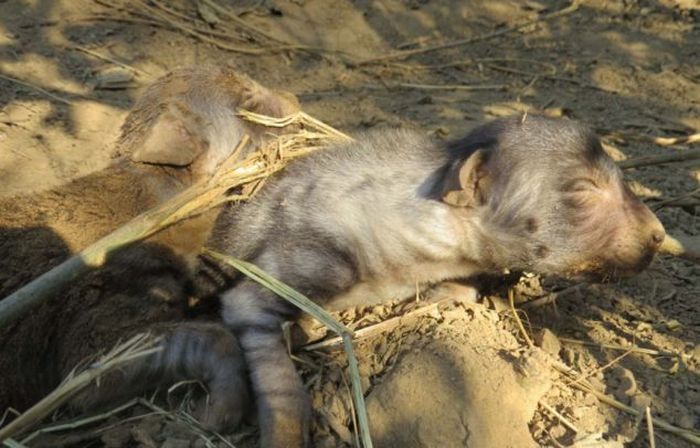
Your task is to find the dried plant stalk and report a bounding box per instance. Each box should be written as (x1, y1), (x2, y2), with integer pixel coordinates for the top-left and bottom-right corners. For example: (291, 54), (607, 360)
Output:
(0, 111), (350, 328)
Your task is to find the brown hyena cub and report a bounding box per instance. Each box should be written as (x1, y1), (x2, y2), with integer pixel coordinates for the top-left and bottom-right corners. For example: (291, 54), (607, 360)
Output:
(208, 115), (665, 447)
(0, 66), (299, 428)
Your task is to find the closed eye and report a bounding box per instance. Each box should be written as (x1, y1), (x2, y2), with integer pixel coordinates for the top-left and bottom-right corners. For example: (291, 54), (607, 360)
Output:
(564, 178), (600, 193)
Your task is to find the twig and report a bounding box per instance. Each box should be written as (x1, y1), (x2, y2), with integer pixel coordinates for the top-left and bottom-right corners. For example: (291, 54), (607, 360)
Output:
(69, 45), (153, 78)
(358, 1), (581, 65)
(0, 334), (161, 442)
(0, 112), (347, 328)
(617, 148), (700, 169)
(0, 73), (72, 105)
(484, 63), (614, 93)
(361, 82), (507, 92)
(520, 284), (584, 309)
(558, 338), (676, 358)
(199, 0), (292, 46)
(565, 349), (632, 388)
(553, 361), (700, 445)
(646, 406), (656, 448)
(650, 188), (700, 211)
(130, 0), (272, 54)
(19, 399), (140, 445)
(303, 298), (452, 351)
(538, 401), (579, 434)
(509, 289), (534, 347)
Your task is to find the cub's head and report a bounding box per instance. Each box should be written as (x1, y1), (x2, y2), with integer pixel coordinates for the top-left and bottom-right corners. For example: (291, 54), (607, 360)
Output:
(442, 115), (665, 281)
(117, 66), (299, 180)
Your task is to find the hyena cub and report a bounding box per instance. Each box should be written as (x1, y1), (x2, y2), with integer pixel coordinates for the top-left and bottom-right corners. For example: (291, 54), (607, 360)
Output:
(0, 66), (298, 427)
(208, 115), (665, 447)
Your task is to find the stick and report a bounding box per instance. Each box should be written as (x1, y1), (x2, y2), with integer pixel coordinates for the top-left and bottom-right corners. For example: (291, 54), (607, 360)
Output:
(646, 406), (656, 448)
(358, 1), (581, 65)
(519, 284), (583, 309)
(0, 334), (161, 442)
(651, 188), (700, 211)
(553, 362), (700, 445)
(660, 234), (700, 265)
(0, 112), (347, 328)
(558, 338), (676, 358)
(484, 63), (614, 93)
(538, 401), (579, 434)
(69, 46), (153, 78)
(618, 148), (700, 169)
(362, 82), (507, 92)
(0, 73), (72, 105)
(303, 298), (453, 351)
(509, 289), (534, 348)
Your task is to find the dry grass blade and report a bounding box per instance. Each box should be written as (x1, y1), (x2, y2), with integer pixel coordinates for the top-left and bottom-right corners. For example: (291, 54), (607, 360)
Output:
(303, 297), (453, 351)
(0, 111), (348, 328)
(646, 406), (656, 448)
(618, 148), (700, 169)
(19, 399), (140, 445)
(509, 289), (534, 348)
(358, 1), (581, 65)
(202, 250), (352, 335)
(553, 362), (700, 445)
(0, 334), (162, 442)
(0, 72), (73, 105)
(202, 250), (373, 448)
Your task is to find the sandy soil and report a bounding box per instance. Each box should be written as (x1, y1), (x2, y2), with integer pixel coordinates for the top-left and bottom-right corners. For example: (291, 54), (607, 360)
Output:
(0, 0), (698, 447)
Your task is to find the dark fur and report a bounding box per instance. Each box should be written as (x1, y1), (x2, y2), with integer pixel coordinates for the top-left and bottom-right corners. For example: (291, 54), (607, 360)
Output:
(0, 66), (298, 427)
(208, 115), (665, 447)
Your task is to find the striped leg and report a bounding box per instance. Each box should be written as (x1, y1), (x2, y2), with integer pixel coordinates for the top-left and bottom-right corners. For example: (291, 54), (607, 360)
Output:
(70, 322), (250, 431)
(221, 280), (310, 448)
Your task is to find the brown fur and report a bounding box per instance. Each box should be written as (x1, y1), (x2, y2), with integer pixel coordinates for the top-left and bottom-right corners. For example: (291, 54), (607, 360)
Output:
(0, 66), (298, 420)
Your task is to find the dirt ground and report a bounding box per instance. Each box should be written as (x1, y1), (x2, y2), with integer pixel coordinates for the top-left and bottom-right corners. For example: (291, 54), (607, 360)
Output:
(0, 0), (698, 447)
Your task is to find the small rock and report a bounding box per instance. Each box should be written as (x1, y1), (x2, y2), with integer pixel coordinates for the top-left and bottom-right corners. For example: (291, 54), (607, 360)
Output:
(91, 67), (135, 90)
(196, 0), (220, 26)
(534, 328), (561, 356)
(665, 319), (681, 331)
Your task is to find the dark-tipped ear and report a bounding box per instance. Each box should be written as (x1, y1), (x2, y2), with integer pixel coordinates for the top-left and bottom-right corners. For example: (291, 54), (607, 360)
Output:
(131, 102), (209, 167)
(441, 149), (489, 207)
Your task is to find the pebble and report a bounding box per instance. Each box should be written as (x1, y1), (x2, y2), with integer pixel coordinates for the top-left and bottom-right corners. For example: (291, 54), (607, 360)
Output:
(534, 328), (561, 356)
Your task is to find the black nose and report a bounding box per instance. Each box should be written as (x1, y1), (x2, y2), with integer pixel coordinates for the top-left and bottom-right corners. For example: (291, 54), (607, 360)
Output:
(650, 230), (665, 248)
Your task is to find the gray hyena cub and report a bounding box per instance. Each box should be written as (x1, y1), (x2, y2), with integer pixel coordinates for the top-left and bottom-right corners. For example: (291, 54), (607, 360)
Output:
(208, 115), (665, 447)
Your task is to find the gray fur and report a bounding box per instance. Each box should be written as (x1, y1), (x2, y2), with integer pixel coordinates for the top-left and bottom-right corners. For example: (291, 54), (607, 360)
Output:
(208, 115), (665, 447)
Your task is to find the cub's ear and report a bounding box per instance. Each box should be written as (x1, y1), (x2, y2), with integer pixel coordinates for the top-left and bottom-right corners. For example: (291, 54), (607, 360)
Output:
(240, 82), (300, 119)
(131, 102), (209, 166)
(441, 149), (489, 207)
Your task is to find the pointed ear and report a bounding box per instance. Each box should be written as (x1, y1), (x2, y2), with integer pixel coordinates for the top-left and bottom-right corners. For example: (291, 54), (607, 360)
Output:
(441, 149), (489, 207)
(131, 102), (209, 166)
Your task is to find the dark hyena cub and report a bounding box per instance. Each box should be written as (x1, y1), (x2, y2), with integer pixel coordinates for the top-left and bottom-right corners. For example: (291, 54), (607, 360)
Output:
(0, 65), (299, 429)
(208, 115), (665, 447)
